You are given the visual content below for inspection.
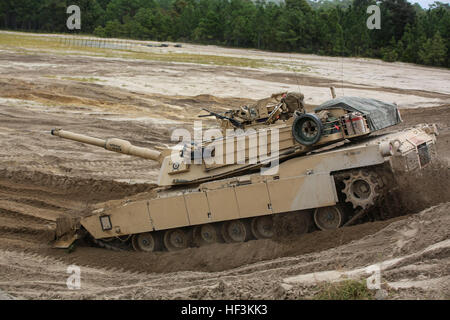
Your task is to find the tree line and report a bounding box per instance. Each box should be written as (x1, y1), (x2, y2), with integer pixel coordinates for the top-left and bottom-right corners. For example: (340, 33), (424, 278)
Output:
(1, 0), (449, 67)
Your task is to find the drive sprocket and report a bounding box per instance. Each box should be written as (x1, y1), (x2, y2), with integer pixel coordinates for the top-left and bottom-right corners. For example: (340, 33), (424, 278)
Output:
(341, 169), (384, 210)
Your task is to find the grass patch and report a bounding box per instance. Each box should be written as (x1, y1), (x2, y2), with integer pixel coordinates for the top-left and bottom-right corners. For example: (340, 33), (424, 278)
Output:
(0, 32), (273, 69)
(284, 65), (311, 73)
(0, 33), (110, 57)
(313, 280), (374, 300)
(129, 51), (269, 68)
(61, 76), (104, 82)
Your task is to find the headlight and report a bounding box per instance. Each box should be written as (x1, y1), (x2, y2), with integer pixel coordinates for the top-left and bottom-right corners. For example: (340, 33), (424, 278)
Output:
(99, 215), (112, 231)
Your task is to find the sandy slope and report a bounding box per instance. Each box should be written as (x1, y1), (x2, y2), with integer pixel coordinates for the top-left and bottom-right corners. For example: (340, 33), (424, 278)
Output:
(0, 202), (448, 300)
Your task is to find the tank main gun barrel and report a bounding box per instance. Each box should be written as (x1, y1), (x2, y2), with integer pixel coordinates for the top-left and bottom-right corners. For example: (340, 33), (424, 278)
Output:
(51, 129), (162, 163)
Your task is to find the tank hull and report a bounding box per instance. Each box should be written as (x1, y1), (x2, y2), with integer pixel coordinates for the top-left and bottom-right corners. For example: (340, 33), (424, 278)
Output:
(75, 124), (437, 247)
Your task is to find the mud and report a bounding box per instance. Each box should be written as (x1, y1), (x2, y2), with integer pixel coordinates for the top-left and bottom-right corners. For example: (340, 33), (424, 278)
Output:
(0, 33), (449, 299)
(1, 202), (448, 300)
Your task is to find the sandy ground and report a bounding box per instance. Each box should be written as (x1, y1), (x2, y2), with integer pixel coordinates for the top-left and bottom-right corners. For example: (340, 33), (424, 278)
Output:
(2, 31), (449, 107)
(0, 32), (449, 300)
(0, 202), (448, 300)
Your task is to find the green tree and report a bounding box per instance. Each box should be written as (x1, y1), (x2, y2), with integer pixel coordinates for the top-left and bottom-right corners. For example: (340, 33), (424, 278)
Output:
(399, 23), (422, 63)
(418, 31), (447, 66)
(74, 0), (105, 33)
(103, 19), (123, 37)
(382, 36), (399, 62)
(2, 0), (449, 68)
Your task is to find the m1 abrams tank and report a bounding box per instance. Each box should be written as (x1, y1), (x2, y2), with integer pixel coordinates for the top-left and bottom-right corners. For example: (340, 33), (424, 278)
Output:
(51, 90), (439, 252)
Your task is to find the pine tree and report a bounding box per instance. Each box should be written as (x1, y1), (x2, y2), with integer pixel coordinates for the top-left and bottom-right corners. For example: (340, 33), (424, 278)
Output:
(382, 37), (398, 62)
(400, 24), (420, 63)
(418, 31), (447, 66)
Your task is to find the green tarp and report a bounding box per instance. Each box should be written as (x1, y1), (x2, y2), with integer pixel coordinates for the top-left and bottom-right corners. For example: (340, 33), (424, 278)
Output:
(315, 97), (402, 131)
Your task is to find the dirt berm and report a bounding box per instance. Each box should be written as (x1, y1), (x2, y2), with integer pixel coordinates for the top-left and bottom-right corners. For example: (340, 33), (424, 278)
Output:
(0, 201), (448, 299)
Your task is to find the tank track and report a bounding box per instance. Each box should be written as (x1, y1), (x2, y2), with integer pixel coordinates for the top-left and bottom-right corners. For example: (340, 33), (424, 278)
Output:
(91, 237), (129, 252)
(77, 165), (397, 253)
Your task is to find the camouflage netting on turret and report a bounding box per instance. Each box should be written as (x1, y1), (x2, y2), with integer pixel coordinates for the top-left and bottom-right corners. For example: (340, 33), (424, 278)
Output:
(251, 92), (304, 113)
(282, 92), (305, 114)
(315, 97), (402, 131)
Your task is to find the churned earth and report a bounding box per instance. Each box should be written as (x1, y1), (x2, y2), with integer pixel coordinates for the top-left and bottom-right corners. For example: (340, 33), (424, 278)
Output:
(0, 31), (449, 300)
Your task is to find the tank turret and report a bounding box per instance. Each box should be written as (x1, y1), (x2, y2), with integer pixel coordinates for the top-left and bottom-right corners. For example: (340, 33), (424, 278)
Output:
(50, 92), (403, 187)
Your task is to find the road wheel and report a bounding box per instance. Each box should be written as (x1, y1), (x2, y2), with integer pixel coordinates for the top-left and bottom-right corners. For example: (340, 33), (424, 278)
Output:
(273, 210), (312, 237)
(131, 232), (161, 252)
(163, 229), (189, 251)
(314, 205), (346, 230)
(193, 224), (222, 246)
(221, 220), (251, 243)
(251, 216), (274, 239)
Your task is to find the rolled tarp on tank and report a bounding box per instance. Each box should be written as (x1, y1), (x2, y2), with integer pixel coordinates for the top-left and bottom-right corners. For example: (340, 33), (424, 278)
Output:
(314, 97), (402, 131)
